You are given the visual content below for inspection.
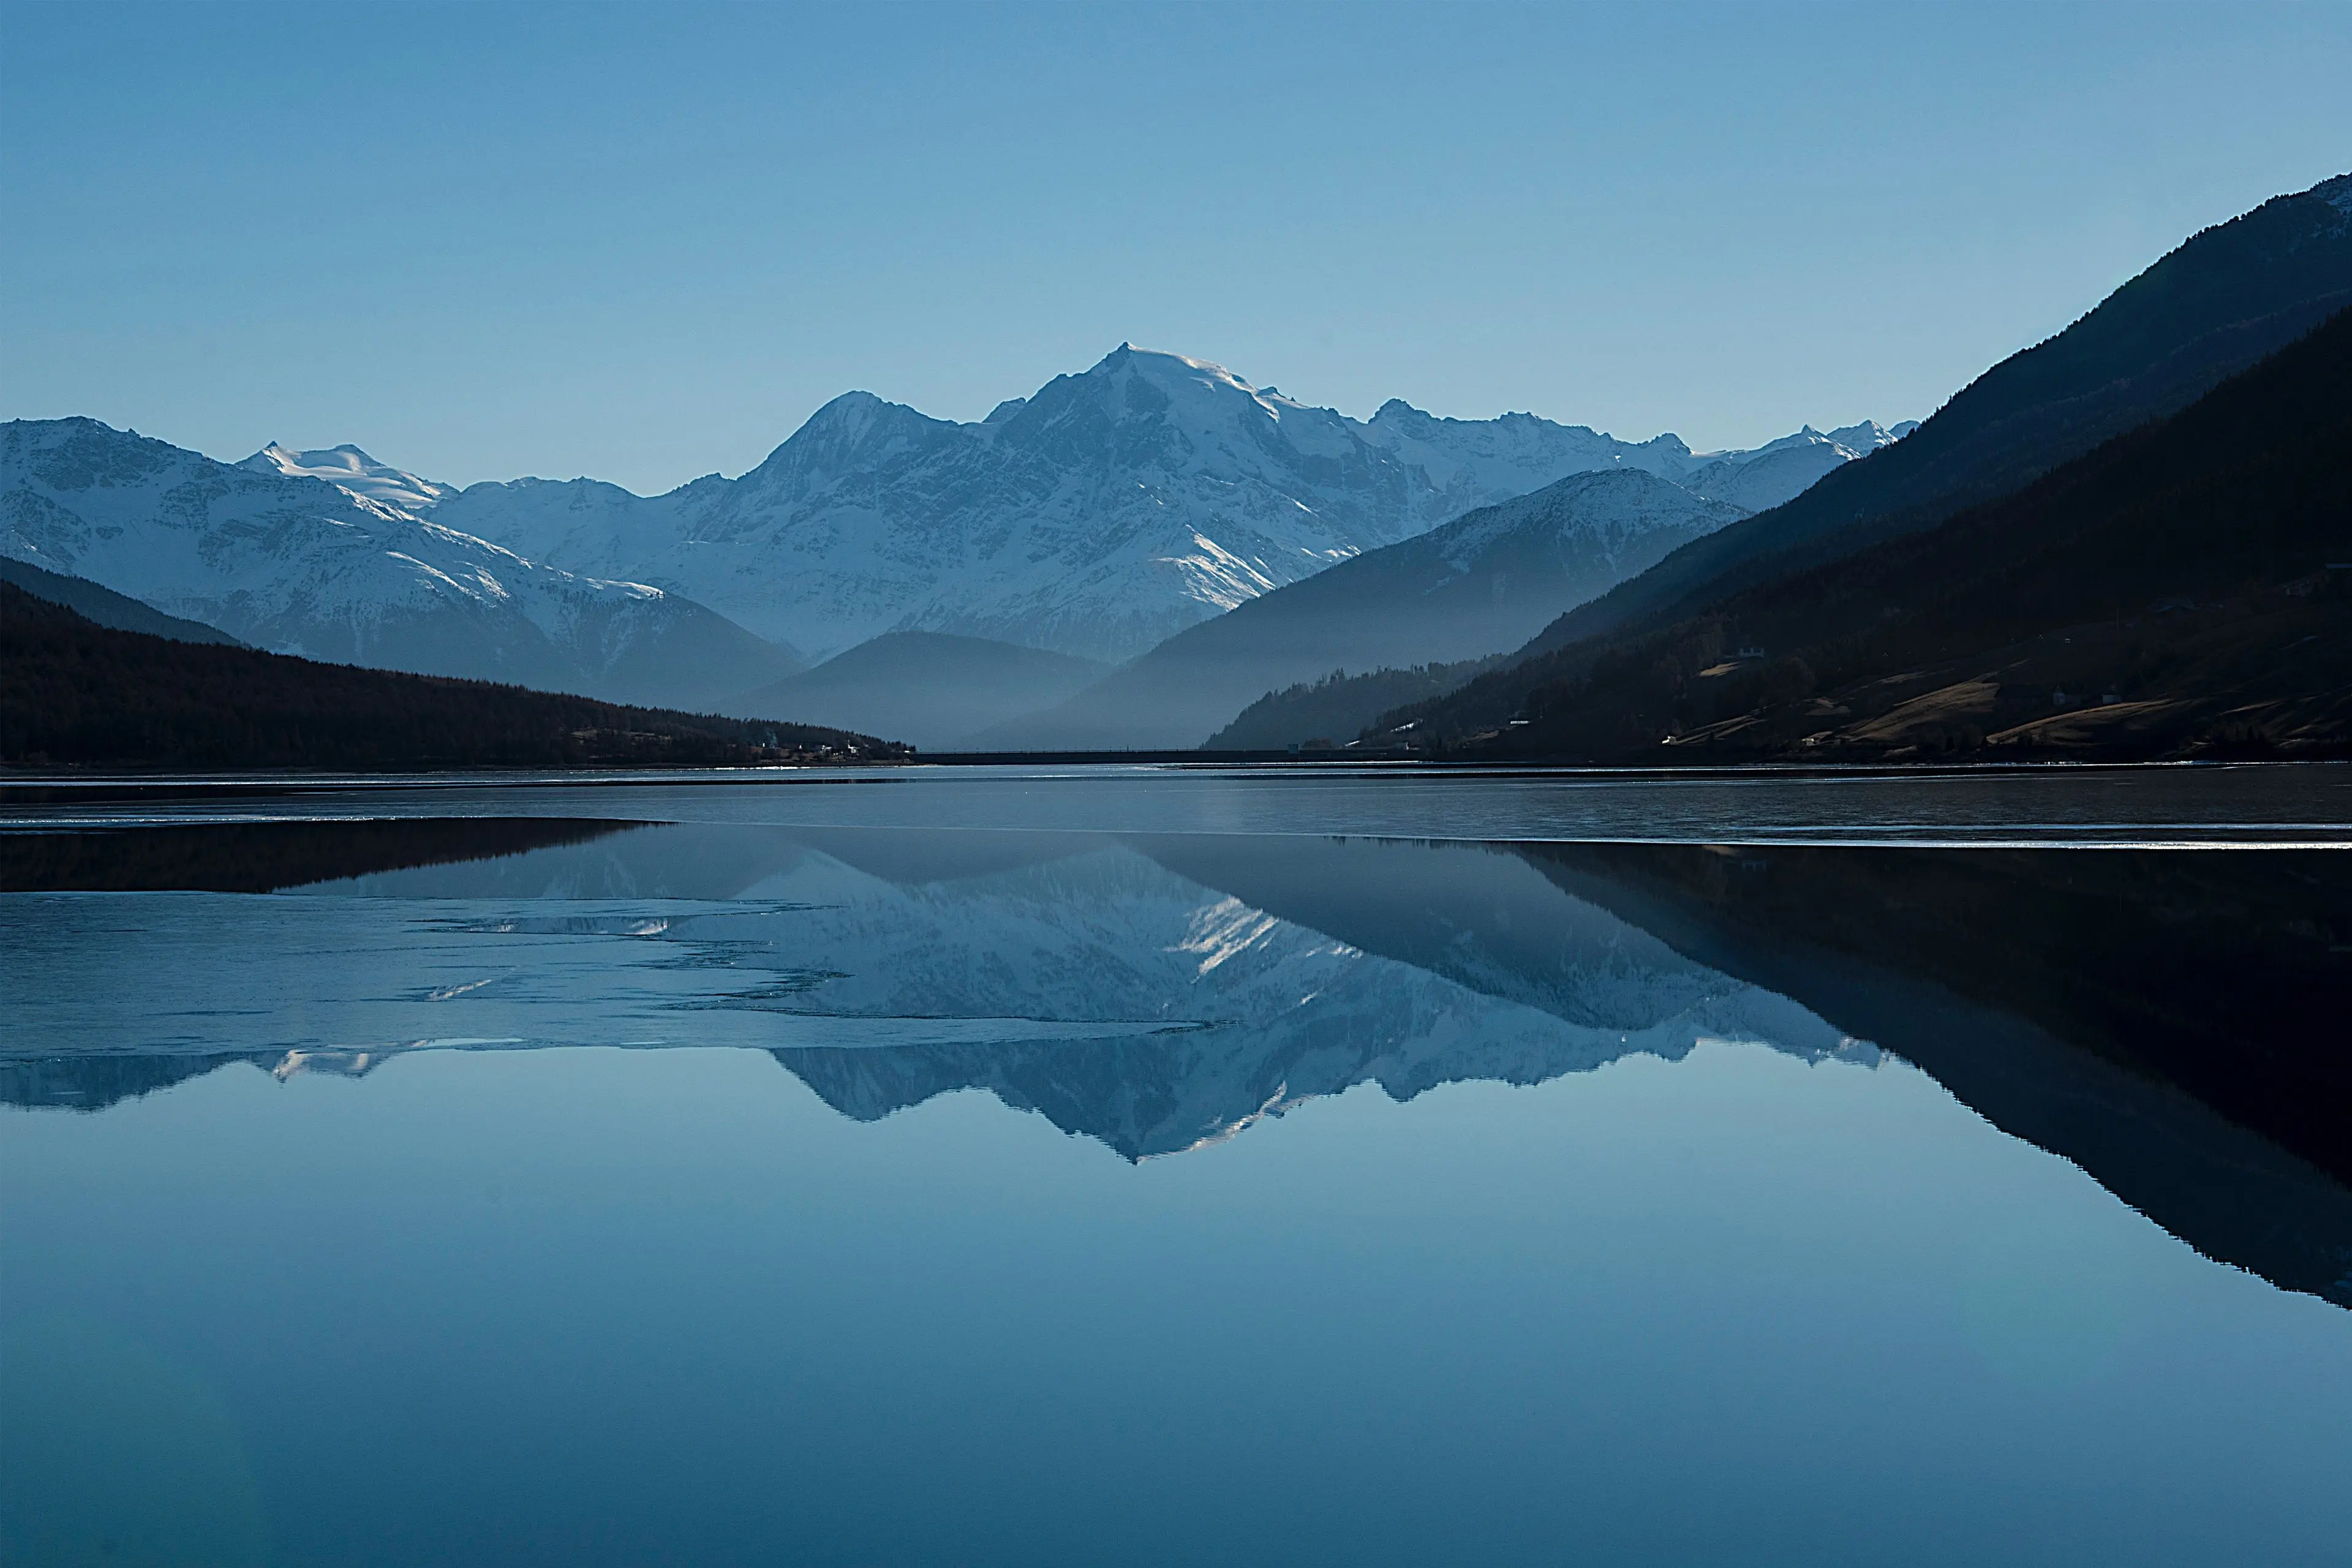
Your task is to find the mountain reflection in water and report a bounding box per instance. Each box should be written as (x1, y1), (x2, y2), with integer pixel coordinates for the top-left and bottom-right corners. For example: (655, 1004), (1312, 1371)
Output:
(3, 814), (2348, 1307)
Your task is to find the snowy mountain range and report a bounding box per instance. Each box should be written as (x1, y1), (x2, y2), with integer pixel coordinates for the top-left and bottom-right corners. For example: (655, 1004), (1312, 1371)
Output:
(0, 418), (798, 707)
(969, 467), (1753, 750)
(1676, 422), (1912, 513)
(6, 347), (1907, 731)
(242, 440), (459, 512)
(425, 346), (1910, 663)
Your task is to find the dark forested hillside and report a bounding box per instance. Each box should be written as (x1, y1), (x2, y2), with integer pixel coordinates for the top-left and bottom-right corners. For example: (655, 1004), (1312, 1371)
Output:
(1, 585), (908, 769)
(0, 555), (244, 645)
(1393, 306), (2352, 763)
(1517, 172), (2352, 661)
(1204, 658), (1498, 752)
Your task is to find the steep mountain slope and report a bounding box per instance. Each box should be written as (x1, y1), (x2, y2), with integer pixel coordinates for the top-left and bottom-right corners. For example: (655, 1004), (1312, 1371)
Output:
(1407, 305), (2352, 763)
(724, 631), (1107, 750)
(434, 345), (1899, 663)
(0, 584), (899, 769)
(1519, 171), (2352, 662)
(0, 554), (243, 645)
(968, 470), (1746, 750)
(1, 418), (799, 708)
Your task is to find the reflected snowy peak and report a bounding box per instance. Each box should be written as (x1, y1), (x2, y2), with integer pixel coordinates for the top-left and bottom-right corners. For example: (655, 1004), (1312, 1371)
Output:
(4, 813), (2347, 1306)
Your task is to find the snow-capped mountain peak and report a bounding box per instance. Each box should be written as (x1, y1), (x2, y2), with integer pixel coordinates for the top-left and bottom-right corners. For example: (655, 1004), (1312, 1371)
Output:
(5, 418), (798, 707)
(990, 343), (1370, 477)
(1667, 417), (1916, 514)
(239, 441), (458, 513)
(339, 347), (1911, 663)
(1823, 419), (1917, 455)
(1098, 342), (1294, 423)
(733, 391), (964, 503)
(1702, 419), (1909, 470)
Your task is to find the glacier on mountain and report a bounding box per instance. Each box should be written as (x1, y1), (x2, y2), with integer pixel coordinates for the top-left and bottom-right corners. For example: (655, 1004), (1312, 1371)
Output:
(241, 441), (459, 513)
(0, 418), (797, 707)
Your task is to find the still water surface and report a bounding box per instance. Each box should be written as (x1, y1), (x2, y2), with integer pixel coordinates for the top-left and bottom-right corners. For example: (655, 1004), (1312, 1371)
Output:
(4, 766), (2350, 1566)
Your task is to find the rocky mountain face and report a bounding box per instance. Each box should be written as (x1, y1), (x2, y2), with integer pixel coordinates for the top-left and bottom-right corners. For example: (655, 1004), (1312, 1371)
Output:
(432, 345), (1904, 663)
(971, 468), (1752, 750)
(0, 418), (799, 709)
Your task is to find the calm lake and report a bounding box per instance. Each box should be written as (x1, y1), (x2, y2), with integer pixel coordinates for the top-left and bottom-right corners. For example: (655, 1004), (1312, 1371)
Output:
(4, 764), (2350, 1567)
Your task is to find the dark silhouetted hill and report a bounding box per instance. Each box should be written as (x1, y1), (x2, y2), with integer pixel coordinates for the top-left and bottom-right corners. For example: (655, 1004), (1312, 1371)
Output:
(1, 584), (907, 770)
(0, 554), (243, 645)
(1513, 172), (2352, 668)
(1204, 658), (1499, 752)
(1397, 305), (2352, 762)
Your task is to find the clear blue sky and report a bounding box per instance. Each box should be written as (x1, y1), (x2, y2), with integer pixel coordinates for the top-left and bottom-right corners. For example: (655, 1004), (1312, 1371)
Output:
(2, 1), (2346, 494)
